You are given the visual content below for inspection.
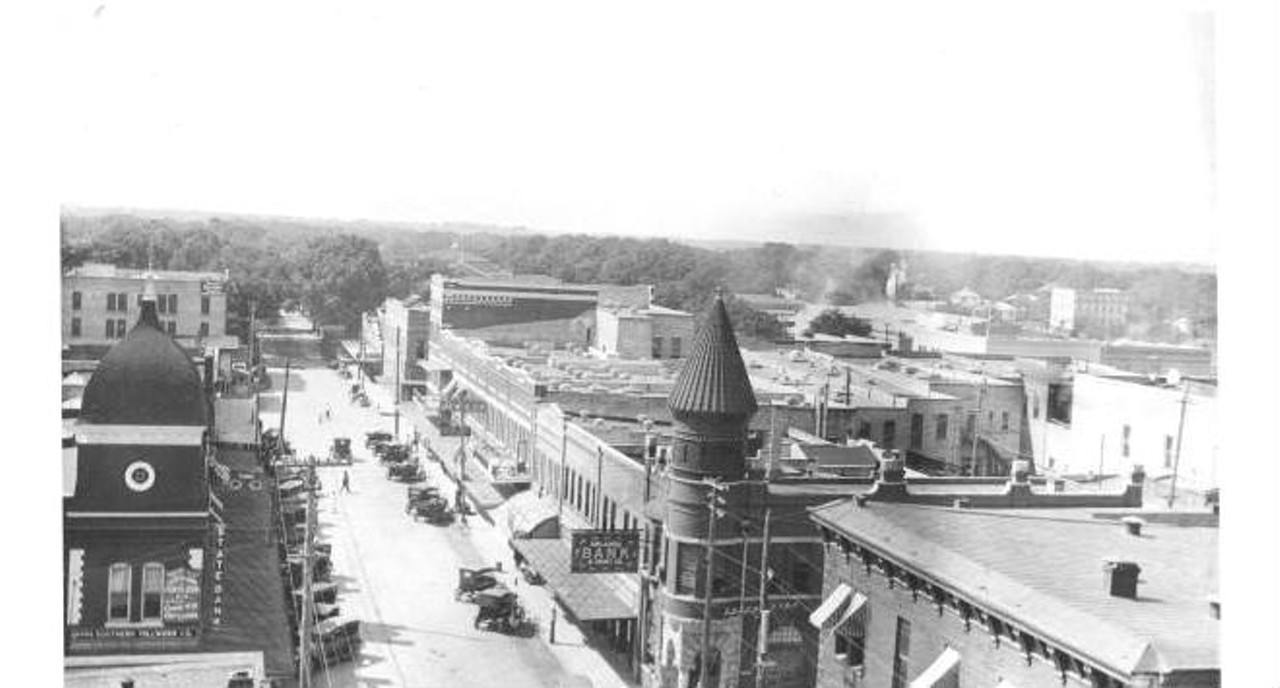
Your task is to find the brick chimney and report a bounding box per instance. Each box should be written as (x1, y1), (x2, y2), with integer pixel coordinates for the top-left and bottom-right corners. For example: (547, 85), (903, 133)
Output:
(866, 451), (909, 501)
(1103, 559), (1141, 599)
(1005, 459), (1033, 504)
(1123, 464), (1146, 507)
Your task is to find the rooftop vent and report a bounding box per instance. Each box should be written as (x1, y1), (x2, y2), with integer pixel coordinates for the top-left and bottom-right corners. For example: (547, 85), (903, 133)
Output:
(1103, 559), (1141, 599)
(1121, 515), (1145, 536)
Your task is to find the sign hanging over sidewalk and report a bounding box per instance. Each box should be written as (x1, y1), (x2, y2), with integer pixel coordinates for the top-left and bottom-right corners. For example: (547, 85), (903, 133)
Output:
(570, 530), (639, 573)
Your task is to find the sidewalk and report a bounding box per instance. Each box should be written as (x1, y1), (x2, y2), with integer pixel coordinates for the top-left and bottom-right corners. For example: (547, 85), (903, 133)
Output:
(366, 376), (637, 688)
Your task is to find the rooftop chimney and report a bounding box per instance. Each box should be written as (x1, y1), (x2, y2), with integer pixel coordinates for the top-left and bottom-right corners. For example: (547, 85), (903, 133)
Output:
(878, 452), (905, 484)
(1010, 460), (1031, 484)
(1103, 559), (1141, 599)
(1122, 515), (1145, 536)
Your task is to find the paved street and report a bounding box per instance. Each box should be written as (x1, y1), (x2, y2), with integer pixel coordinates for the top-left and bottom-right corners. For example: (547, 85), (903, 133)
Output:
(259, 365), (629, 688)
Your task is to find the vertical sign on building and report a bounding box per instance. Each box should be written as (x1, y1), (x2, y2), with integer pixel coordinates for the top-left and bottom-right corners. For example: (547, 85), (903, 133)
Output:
(66, 548), (84, 626)
(212, 524), (226, 626)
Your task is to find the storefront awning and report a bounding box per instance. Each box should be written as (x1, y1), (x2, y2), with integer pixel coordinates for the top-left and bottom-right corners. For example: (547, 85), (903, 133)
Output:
(909, 647), (961, 688)
(418, 359), (452, 372)
(505, 491), (561, 539)
(808, 583), (852, 629)
(462, 478), (506, 510)
(510, 538), (639, 621)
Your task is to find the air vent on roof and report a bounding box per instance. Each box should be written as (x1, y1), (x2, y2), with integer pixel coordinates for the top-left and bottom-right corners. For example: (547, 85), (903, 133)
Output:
(1103, 559), (1141, 599)
(1121, 515), (1145, 536)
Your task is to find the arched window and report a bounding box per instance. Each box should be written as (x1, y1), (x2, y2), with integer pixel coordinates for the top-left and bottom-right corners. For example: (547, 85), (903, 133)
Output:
(107, 563), (131, 622)
(141, 563), (165, 621)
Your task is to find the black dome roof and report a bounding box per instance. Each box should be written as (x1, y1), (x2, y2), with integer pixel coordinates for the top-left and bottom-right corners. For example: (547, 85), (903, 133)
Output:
(80, 299), (208, 426)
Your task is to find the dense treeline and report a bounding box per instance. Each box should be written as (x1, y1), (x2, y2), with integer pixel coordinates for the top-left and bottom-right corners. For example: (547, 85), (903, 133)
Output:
(61, 211), (1217, 344)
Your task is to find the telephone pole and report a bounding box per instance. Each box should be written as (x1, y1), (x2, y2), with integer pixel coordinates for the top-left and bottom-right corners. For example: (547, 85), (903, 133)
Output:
(299, 452), (316, 687)
(754, 506), (773, 688)
(394, 326), (402, 439)
(279, 358), (292, 440)
(1168, 382), (1192, 508)
(969, 379), (987, 475)
(701, 478), (727, 688)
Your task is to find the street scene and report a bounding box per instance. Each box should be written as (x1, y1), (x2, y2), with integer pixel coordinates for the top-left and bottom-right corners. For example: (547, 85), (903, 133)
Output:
(52, 5), (1250, 687)
(259, 362), (627, 688)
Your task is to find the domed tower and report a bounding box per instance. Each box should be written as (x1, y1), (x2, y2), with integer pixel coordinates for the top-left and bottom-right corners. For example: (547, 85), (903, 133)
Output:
(65, 278), (212, 640)
(652, 292), (762, 688)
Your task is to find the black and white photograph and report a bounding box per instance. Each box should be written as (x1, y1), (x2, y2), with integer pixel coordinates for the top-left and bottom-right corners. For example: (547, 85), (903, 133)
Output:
(6, 1), (1279, 686)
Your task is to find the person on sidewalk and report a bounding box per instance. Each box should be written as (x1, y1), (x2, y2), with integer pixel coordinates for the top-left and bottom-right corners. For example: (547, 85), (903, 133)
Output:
(340, 470), (351, 494)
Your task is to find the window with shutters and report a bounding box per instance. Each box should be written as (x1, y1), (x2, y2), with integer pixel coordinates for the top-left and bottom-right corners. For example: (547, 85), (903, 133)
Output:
(935, 414), (949, 441)
(107, 293), (117, 311)
(106, 319), (115, 338)
(201, 295), (210, 315)
(169, 294), (178, 313)
(72, 291), (82, 310)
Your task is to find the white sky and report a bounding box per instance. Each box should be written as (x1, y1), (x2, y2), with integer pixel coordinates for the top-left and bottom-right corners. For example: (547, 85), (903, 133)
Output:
(54, 1), (1216, 263)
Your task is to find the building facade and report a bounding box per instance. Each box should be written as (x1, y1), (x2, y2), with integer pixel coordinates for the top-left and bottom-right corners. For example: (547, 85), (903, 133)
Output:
(1050, 288), (1130, 336)
(809, 463), (1218, 688)
(63, 263), (229, 352)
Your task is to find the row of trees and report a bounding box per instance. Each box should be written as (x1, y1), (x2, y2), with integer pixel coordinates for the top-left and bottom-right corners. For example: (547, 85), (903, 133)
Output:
(62, 211), (1217, 345)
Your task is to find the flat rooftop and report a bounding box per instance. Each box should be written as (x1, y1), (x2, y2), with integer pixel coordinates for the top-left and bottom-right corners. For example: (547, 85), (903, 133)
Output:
(812, 500), (1218, 676)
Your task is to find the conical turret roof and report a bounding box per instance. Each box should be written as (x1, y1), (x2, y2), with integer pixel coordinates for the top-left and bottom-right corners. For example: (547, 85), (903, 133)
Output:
(668, 293), (758, 417)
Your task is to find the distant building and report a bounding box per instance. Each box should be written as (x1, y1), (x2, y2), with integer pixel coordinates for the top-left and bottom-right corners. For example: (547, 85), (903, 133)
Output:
(595, 304), (696, 359)
(376, 295), (433, 400)
(63, 263), (230, 356)
(948, 287), (982, 311)
(428, 273), (654, 350)
(810, 462), (1218, 688)
(738, 292), (807, 333)
(1049, 287), (1130, 335)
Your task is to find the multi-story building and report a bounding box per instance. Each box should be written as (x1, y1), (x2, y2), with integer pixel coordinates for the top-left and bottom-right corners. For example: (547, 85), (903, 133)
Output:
(809, 461), (1218, 688)
(62, 263), (230, 355)
(1049, 287), (1130, 336)
(376, 295), (433, 401)
(63, 280), (292, 683)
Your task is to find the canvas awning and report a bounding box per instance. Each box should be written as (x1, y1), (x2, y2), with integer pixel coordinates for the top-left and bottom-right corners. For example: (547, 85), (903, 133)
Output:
(505, 491), (561, 539)
(832, 591), (868, 634)
(509, 537), (638, 621)
(909, 647), (961, 688)
(808, 583), (852, 629)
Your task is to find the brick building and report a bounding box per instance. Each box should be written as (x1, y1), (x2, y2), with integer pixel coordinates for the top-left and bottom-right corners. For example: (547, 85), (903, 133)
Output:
(808, 460), (1218, 688)
(63, 263), (229, 356)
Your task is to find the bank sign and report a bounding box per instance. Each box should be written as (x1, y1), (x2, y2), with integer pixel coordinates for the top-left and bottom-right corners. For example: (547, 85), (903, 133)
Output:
(570, 530), (639, 573)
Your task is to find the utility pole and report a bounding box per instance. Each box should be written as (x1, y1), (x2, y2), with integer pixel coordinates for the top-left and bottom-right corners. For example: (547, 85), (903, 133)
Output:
(299, 452), (316, 688)
(279, 357), (292, 440)
(969, 379), (987, 475)
(1168, 382), (1192, 509)
(394, 326), (402, 439)
(635, 419), (655, 684)
(1098, 435), (1106, 492)
(701, 479), (726, 688)
(357, 335), (365, 392)
(754, 506), (773, 688)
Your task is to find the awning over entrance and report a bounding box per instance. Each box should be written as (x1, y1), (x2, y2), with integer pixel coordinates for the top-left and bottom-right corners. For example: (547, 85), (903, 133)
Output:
(505, 491), (561, 539)
(510, 538), (639, 621)
(461, 478), (506, 510)
(809, 583), (852, 629)
(909, 647), (961, 688)
(418, 359), (452, 373)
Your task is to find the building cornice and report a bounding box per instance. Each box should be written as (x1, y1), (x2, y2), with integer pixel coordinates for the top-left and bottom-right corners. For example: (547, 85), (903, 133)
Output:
(75, 425), (206, 447)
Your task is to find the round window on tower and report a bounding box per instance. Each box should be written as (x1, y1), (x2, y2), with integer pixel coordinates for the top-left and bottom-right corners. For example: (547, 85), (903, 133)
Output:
(124, 460), (156, 492)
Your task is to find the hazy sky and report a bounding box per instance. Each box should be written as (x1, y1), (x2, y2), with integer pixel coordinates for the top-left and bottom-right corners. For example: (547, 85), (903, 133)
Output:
(55, 1), (1216, 263)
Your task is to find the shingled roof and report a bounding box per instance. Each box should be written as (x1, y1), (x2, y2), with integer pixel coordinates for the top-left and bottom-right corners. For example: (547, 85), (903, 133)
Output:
(667, 294), (758, 417)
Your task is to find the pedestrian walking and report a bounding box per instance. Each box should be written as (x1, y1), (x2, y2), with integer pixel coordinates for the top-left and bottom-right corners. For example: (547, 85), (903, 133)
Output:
(341, 470), (351, 493)
(548, 605), (558, 644)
